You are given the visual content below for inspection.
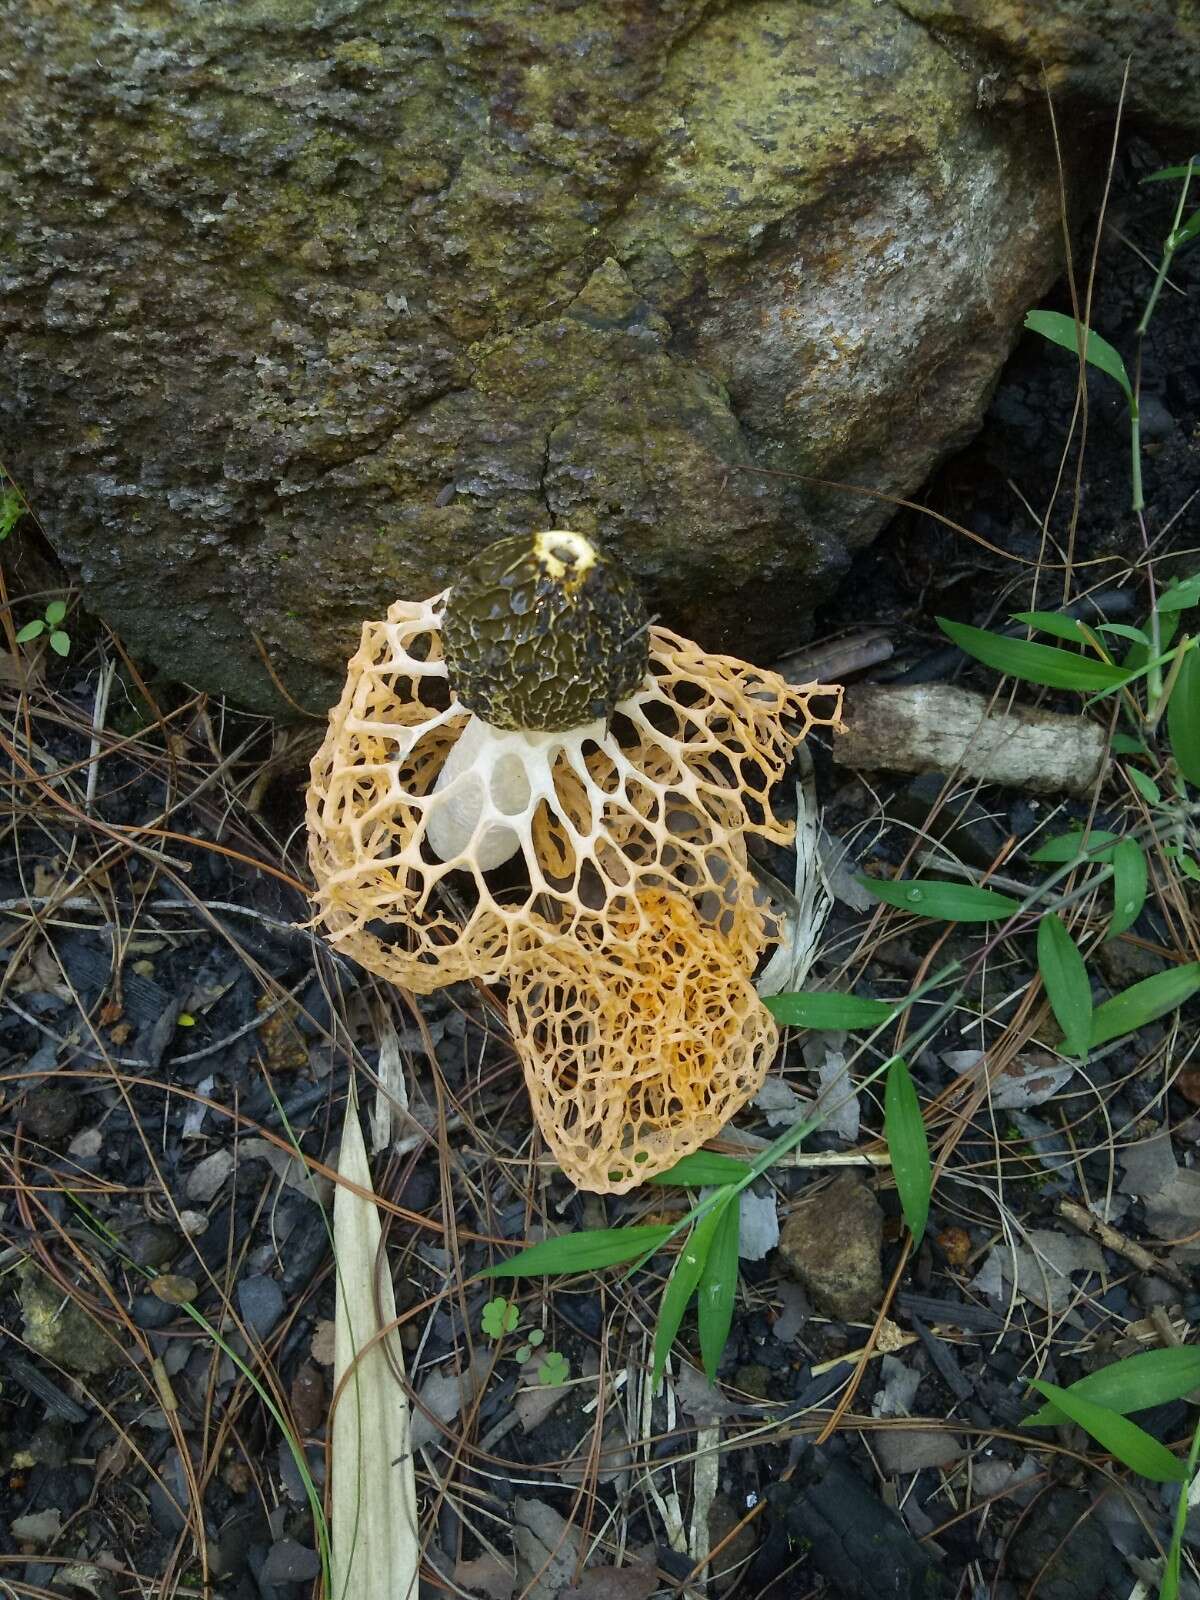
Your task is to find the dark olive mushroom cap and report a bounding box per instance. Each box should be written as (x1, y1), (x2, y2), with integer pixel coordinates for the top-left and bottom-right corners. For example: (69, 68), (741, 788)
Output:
(440, 531), (650, 731)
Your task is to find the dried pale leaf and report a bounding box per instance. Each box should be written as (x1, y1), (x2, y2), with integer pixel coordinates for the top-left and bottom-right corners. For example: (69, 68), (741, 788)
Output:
(813, 1047), (859, 1142)
(513, 1499), (581, 1600)
(332, 1104), (419, 1600)
(409, 1351), (490, 1450)
(756, 765), (832, 997)
(987, 1053), (1076, 1110)
(737, 1188), (780, 1261)
(371, 1011), (410, 1155)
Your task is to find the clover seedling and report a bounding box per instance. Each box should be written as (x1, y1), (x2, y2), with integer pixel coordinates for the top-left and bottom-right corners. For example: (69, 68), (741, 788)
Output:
(537, 1350), (569, 1387)
(480, 1297), (519, 1339)
(16, 599), (70, 657)
(514, 1328), (544, 1364)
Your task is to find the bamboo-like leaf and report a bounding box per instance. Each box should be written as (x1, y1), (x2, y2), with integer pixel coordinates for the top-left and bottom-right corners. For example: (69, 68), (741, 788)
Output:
(1125, 767), (1162, 806)
(1036, 914), (1092, 1059)
(1025, 1380), (1186, 1482)
(652, 1196), (731, 1390)
(1024, 1347), (1200, 1427)
(1167, 641), (1200, 786)
(481, 1225), (674, 1277)
(938, 618), (1130, 690)
(763, 991), (896, 1029)
(649, 1153), (753, 1187)
(1109, 838), (1148, 938)
(1030, 830), (1120, 864)
(885, 1058), (930, 1246)
(697, 1194), (741, 1381)
(1024, 309), (1132, 401)
(333, 1104), (420, 1600)
(860, 876), (1020, 922)
(1096, 623), (1152, 646)
(1089, 963), (1200, 1047)
(1010, 609), (1085, 643)
(1142, 164), (1200, 183)
(1157, 573), (1200, 613)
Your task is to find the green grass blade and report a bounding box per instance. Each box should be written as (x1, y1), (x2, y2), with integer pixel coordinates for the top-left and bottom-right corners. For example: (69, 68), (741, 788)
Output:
(1024, 1347), (1200, 1426)
(1010, 609), (1086, 643)
(763, 991), (896, 1028)
(885, 1058), (930, 1246)
(938, 618), (1130, 690)
(1167, 642), (1200, 786)
(1161, 1416), (1200, 1600)
(697, 1194), (741, 1382)
(1025, 1380), (1186, 1482)
(652, 1197), (731, 1390)
(648, 1153), (753, 1186)
(1109, 838), (1148, 938)
(1036, 913), (1092, 1058)
(1089, 963), (1200, 1048)
(1126, 768), (1162, 805)
(1157, 573), (1200, 613)
(1024, 309), (1132, 401)
(481, 1225), (674, 1277)
(860, 876), (1021, 922)
(1095, 623), (1152, 646)
(1030, 830), (1120, 865)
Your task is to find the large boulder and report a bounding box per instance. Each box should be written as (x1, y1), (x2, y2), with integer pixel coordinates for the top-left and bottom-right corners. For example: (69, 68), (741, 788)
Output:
(0, 0), (1078, 711)
(897, 1), (1200, 133)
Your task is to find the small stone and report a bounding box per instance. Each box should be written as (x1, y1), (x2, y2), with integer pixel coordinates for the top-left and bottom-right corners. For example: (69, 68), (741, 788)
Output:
(26, 1418), (71, 1467)
(126, 1222), (181, 1270)
(260, 1539), (322, 1585)
(708, 1494), (760, 1596)
(68, 1127), (103, 1160)
(776, 1171), (884, 1321)
(149, 1273), (198, 1305)
(1007, 1487), (1110, 1600)
(11, 1507), (62, 1544)
(1096, 939), (1164, 990)
(185, 1148), (233, 1203)
(937, 1227), (971, 1267)
(18, 1263), (118, 1375)
(874, 1429), (963, 1474)
(132, 1294), (175, 1331)
(733, 1364), (772, 1401)
(237, 1274), (285, 1340)
(310, 1319), (337, 1366)
(21, 1084), (80, 1144)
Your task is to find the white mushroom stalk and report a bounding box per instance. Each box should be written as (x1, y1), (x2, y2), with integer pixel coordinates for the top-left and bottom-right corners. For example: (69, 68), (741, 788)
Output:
(424, 711), (609, 872)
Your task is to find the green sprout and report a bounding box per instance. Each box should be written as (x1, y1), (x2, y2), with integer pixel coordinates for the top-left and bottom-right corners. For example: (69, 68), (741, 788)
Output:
(0, 484), (24, 541)
(536, 1350), (569, 1387)
(16, 598), (70, 657)
(480, 1296), (519, 1338)
(514, 1328), (544, 1364)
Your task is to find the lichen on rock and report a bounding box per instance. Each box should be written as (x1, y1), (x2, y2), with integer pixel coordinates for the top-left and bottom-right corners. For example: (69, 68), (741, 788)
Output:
(0, 0), (1095, 709)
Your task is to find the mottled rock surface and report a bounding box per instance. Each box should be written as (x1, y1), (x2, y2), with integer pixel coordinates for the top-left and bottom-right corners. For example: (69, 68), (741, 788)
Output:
(777, 1170), (885, 1321)
(896, 1), (1200, 133)
(0, 1), (1079, 710)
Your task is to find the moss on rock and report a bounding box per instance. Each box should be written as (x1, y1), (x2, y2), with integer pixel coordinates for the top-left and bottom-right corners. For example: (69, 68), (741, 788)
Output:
(0, 0), (1101, 711)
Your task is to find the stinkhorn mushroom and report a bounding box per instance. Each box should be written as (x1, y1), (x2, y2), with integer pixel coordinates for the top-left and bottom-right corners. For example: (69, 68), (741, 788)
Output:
(307, 530), (842, 1187)
(507, 889), (780, 1192)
